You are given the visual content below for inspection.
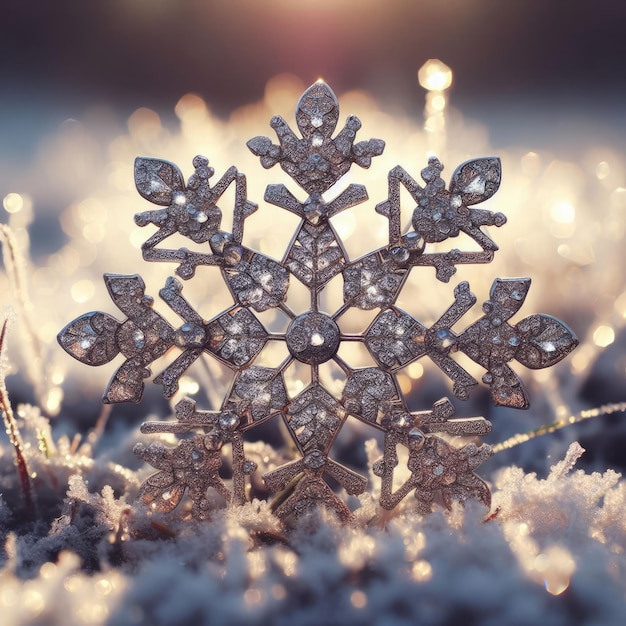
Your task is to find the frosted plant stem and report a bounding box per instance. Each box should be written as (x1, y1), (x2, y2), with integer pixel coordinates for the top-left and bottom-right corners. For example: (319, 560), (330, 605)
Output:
(492, 402), (626, 453)
(85, 403), (113, 451)
(0, 224), (47, 408)
(0, 318), (35, 520)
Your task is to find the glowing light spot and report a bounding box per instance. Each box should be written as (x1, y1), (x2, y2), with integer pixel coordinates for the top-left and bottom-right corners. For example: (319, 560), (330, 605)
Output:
(615, 292), (626, 317)
(95, 578), (113, 597)
(45, 387), (64, 415)
(350, 590), (367, 608)
(289, 379), (305, 395)
(281, 550), (298, 577)
(310, 332), (324, 346)
(571, 345), (593, 374)
(424, 114), (445, 133)
(411, 559), (433, 582)
(175, 93), (209, 123)
(71, 279), (95, 303)
(244, 588), (263, 605)
(179, 376), (200, 395)
(398, 374), (412, 394)
(1, 586), (17, 606)
(3, 192), (24, 213)
(82, 222), (106, 243)
(23, 589), (44, 616)
(39, 561), (57, 579)
(595, 161), (610, 180)
(76, 198), (106, 222)
(78, 601), (109, 623)
(550, 201), (575, 224)
(51, 369), (65, 385)
(64, 574), (83, 593)
(128, 107), (162, 142)
(264, 74), (306, 113)
(431, 94), (446, 111)
(534, 546), (575, 596)
(407, 362), (424, 379)
(418, 59), (453, 91)
(271, 584), (286, 600)
(521, 152), (541, 176)
(593, 325), (615, 347)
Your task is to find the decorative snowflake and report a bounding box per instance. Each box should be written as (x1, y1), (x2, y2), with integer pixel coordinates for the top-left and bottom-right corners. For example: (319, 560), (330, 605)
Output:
(58, 82), (578, 523)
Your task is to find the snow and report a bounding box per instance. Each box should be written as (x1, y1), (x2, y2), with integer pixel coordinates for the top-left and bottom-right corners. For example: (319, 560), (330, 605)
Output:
(1, 402), (625, 626)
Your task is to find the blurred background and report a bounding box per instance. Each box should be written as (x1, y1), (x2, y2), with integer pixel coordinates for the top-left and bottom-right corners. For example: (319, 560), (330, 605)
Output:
(3, 0), (626, 204)
(1, 0), (626, 477)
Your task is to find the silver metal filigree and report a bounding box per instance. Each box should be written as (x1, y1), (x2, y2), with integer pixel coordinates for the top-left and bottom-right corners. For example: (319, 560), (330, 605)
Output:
(59, 81), (578, 522)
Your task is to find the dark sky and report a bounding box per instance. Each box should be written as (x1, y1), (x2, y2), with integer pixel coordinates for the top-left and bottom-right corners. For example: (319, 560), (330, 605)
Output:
(3, 0), (625, 117)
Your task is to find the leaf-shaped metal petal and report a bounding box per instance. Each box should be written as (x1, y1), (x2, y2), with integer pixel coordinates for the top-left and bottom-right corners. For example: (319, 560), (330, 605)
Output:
(485, 277), (531, 320)
(98, 275), (175, 365)
(137, 475), (186, 513)
(228, 366), (288, 425)
(223, 249), (289, 312)
(104, 360), (149, 404)
(104, 274), (154, 319)
(246, 135), (274, 159)
(484, 364), (529, 409)
(515, 314), (579, 370)
(286, 385), (346, 453)
(295, 81), (339, 140)
(364, 307), (427, 369)
(284, 221), (346, 288)
(206, 307), (268, 368)
(343, 252), (407, 310)
(57, 311), (121, 366)
(341, 368), (399, 425)
(449, 157), (501, 206)
(441, 471), (491, 511)
(134, 157), (185, 206)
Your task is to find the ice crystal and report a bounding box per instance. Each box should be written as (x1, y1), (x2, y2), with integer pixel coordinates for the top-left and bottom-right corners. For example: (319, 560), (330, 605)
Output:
(58, 82), (578, 523)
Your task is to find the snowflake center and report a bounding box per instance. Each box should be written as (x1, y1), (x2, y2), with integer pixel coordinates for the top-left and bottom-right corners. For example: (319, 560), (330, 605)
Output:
(286, 312), (340, 365)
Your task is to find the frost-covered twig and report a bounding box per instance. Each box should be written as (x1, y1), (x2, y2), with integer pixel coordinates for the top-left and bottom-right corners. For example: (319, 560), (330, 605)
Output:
(492, 402), (626, 453)
(0, 224), (47, 408)
(0, 317), (35, 519)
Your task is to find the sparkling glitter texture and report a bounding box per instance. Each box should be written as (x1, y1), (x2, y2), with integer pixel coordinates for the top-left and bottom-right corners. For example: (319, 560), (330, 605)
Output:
(58, 82), (578, 522)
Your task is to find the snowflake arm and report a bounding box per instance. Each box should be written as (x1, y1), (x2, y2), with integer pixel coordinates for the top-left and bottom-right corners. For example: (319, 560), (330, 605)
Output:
(376, 157), (506, 282)
(134, 156), (257, 279)
(248, 81), (384, 196)
(458, 278), (579, 408)
(375, 402), (493, 513)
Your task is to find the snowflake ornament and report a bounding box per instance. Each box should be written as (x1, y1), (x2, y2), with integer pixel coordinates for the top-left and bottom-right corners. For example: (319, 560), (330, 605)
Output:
(58, 81), (578, 523)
